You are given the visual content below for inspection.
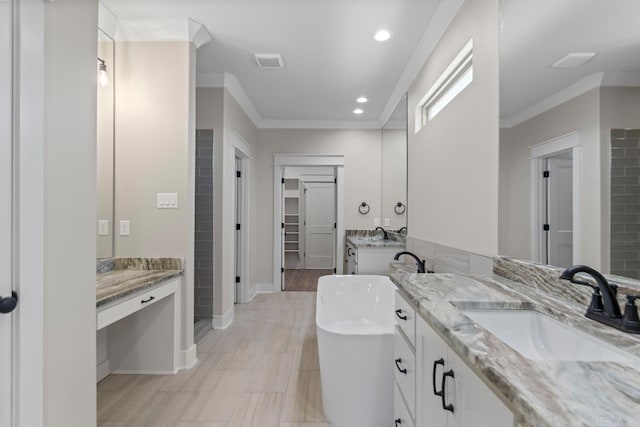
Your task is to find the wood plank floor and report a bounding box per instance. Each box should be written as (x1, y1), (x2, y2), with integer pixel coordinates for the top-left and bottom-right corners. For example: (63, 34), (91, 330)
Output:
(284, 270), (333, 292)
(98, 292), (332, 427)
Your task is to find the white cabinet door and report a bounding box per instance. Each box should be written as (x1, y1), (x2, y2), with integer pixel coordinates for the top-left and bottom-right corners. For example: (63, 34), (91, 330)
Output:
(416, 318), (448, 427)
(447, 348), (514, 427)
(0, 1), (14, 426)
(416, 315), (514, 427)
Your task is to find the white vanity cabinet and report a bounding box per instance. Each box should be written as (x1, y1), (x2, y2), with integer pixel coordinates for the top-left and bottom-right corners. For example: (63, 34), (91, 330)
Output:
(394, 291), (515, 427)
(345, 241), (400, 275)
(415, 313), (515, 427)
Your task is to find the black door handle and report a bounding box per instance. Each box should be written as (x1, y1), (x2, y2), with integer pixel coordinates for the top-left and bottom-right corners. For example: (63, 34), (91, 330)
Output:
(395, 309), (407, 321)
(432, 358), (445, 396)
(141, 296), (155, 304)
(0, 291), (18, 314)
(441, 369), (455, 413)
(395, 418), (402, 426)
(395, 358), (407, 374)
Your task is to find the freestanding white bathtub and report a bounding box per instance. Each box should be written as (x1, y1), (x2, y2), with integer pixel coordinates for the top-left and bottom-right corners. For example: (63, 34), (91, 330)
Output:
(316, 275), (396, 427)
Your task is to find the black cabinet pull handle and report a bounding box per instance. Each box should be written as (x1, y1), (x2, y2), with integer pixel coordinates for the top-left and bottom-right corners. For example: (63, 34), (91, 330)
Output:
(395, 418), (402, 426)
(0, 291), (18, 314)
(141, 296), (155, 304)
(432, 358), (445, 396)
(441, 369), (455, 413)
(395, 358), (407, 374)
(395, 309), (407, 321)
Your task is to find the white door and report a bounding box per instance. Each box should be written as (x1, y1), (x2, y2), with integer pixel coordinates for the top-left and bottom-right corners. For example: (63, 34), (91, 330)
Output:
(0, 1), (14, 425)
(546, 157), (573, 268)
(304, 182), (335, 270)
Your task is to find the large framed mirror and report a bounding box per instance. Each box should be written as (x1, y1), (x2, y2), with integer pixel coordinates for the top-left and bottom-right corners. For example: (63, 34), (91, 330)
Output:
(97, 29), (114, 258)
(381, 94), (408, 232)
(499, 0), (640, 278)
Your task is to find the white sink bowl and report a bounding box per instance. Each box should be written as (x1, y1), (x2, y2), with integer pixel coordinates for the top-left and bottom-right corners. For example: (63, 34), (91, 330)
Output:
(461, 309), (634, 363)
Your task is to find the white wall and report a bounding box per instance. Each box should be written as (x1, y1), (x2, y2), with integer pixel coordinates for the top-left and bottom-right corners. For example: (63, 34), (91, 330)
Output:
(407, 0), (500, 256)
(254, 129), (381, 285)
(43, 0), (98, 424)
(499, 88), (602, 267)
(97, 39), (114, 258)
(113, 41), (196, 357)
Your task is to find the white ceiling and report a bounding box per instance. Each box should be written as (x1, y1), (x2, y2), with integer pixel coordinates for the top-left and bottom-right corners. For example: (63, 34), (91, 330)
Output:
(501, 0), (640, 122)
(102, 0), (444, 125)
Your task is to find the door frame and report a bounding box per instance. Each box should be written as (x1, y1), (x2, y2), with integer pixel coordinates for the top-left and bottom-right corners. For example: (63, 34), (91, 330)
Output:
(273, 155), (345, 292)
(6, 1), (46, 425)
(230, 132), (251, 303)
(530, 132), (581, 265)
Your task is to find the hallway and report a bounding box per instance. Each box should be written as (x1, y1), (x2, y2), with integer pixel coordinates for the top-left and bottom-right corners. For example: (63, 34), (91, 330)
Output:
(98, 292), (328, 426)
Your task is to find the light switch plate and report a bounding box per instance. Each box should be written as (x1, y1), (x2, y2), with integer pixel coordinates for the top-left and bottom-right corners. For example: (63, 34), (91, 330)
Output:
(119, 220), (130, 236)
(157, 193), (179, 209)
(384, 218), (390, 227)
(373, 218), (380, 227)
(98, 220), (109, 236)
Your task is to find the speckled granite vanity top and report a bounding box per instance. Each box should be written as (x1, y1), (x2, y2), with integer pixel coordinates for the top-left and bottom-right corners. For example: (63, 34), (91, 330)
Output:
(346, 230), (406, 248)
(391, 272), (640, 427)
(96, 258), (183, 307)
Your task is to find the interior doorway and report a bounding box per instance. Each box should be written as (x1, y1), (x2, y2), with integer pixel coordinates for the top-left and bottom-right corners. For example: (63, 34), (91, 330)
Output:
(281, 167), (336, 291)
(530, 132), (581, 268)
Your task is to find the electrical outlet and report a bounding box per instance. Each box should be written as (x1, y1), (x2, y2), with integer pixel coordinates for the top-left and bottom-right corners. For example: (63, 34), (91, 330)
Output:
(119, 220), (130, 236)
(384, 218), (390, 227)
(98, 220), (109, 236)
(373, 218), (380, 227)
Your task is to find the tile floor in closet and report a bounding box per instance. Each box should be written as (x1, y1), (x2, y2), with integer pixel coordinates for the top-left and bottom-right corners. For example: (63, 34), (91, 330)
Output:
(97, 291), (331, 427)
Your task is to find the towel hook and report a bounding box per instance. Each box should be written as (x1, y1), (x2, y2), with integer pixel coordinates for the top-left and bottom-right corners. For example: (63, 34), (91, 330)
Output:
(394, 202), (406, 215)
(358, 202), (370, 215)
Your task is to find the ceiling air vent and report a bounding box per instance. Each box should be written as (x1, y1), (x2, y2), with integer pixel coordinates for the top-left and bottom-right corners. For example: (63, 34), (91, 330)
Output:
(551, 53), (596, 69)
(254, 54), (284, 69)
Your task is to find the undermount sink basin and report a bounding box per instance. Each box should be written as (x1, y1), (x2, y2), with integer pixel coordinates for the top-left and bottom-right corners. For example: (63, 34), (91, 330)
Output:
(461, 309), (634, 363)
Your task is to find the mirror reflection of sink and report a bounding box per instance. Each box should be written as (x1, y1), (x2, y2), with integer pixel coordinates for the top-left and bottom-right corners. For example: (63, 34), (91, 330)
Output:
(461, 309), (634, 363)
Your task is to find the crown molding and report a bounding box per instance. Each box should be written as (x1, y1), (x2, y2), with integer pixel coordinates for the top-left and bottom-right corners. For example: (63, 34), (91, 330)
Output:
(377, 0), (464, 127)
(197, 73), (263, 128)
(98, 3), (118, 39)
(260, 120), (381, 130)
(197, 73), (382, 130)
(501, 73), (604, 128)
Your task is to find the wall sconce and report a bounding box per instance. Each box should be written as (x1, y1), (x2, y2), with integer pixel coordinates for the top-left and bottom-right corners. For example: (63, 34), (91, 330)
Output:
(98, 58), (109, 87)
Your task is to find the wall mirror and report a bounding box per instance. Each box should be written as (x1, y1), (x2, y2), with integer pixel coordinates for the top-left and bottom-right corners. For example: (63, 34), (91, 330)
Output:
(499, 0), (640, 278)
(97, 29), (115, 258)
(381, 93), (408, 232)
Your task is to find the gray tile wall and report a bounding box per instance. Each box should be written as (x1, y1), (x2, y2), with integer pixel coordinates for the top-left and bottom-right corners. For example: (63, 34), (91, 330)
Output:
(195, 130), (214, 321)
(611, 129), (640, 279)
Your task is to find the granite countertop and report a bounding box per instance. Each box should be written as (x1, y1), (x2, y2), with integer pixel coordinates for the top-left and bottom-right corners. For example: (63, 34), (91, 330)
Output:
(346, 235), (405, 248)
(391, 272), (640, 427)
(96, 258), (183, 308)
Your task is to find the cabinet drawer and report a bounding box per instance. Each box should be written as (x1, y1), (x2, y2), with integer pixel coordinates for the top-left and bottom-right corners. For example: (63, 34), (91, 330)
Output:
(395, 290), (416, 347)
(394, 382), (415, 427)
(97, 278), (178, 330)
(394, 327), (416, 418)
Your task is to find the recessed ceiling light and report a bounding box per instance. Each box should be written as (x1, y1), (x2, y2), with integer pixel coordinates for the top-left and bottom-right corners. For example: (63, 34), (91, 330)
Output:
(356, 97), (368, 104)
(353, 108), (364, 115)
(374, 29), (391, 42)
(551, 53), (597, 69)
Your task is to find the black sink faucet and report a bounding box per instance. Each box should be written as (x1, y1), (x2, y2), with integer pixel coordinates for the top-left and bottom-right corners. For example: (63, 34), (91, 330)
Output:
(375, 226), (389, 240)
(397, 226), (407, 234)
(394, 251), (428, 274)
(560, 265), (640, 334)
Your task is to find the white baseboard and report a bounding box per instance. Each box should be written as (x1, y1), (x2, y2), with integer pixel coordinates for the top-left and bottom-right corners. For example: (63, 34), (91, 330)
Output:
(179, 344), (198, 370)
(245, 285), (257, 303)
(111, 369), (178, 375)
(96, 359), (110, 382)
(254, 283), (276, 293)
(212, 307), (234, 329)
